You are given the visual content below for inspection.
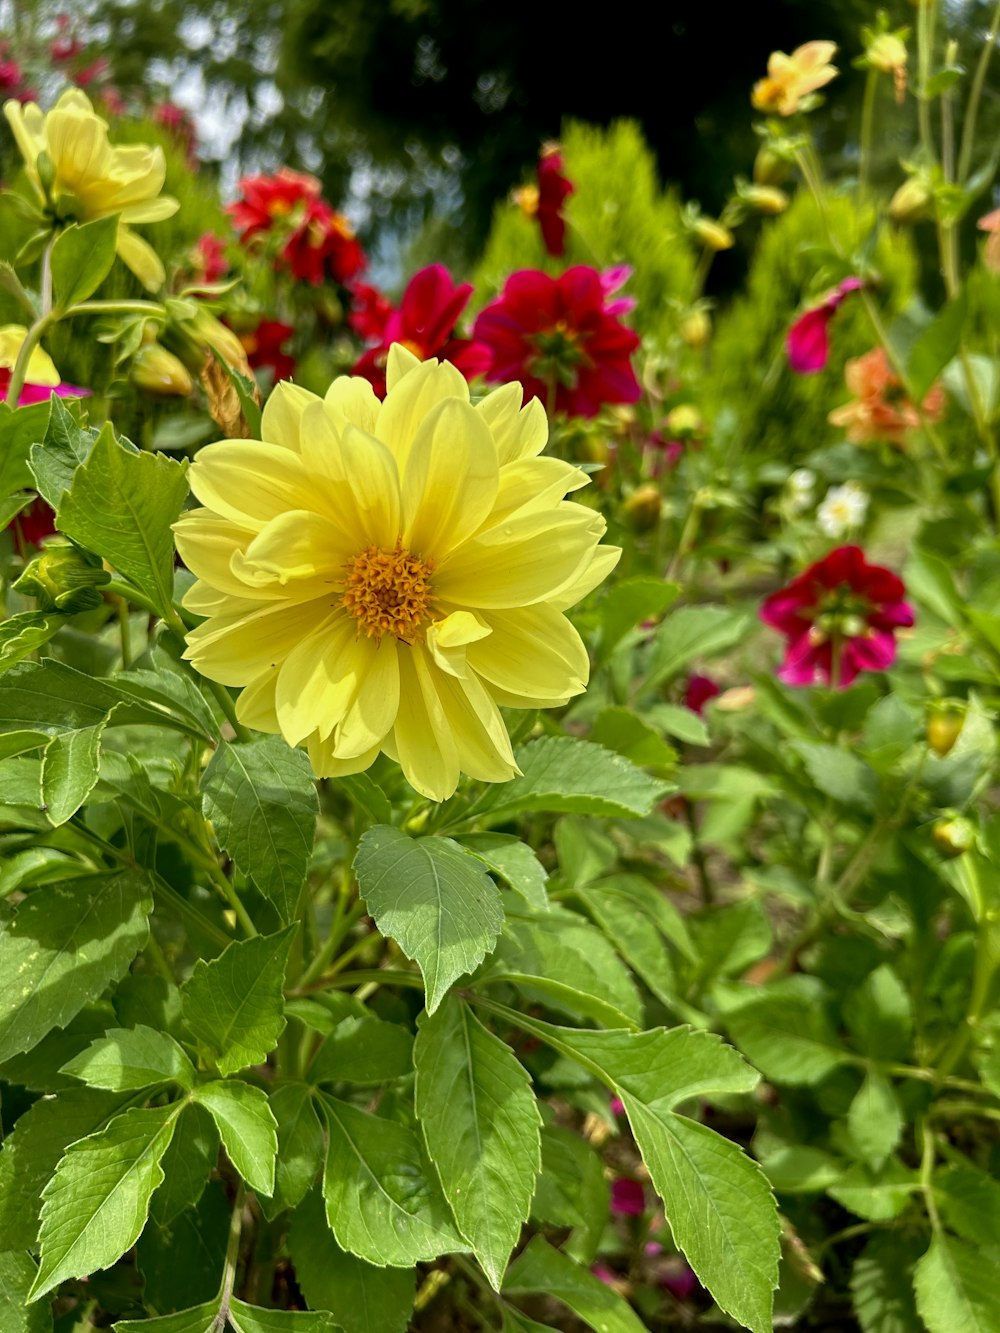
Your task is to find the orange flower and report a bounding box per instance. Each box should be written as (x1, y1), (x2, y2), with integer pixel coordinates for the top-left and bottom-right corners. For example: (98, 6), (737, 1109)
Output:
(828, 347), (944, 447)
(978, 208), (1000, 274)
(752, 41), (838, 116)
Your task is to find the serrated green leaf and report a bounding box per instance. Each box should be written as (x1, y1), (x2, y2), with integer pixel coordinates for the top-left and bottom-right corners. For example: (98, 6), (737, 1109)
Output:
(687, 899), (772, 991)
(228, 1299), (342, 1333)
(827, 1160), (917, 1221)
(137, 1179), (230, 1315)
(319, 1092), (463, 1266)
(57, 426), (188, 618)
(0, 659), (173, 738)
(643, 606), (750, 692)
(462, 736), (667, 824)
(0, 611), (65, 675)
(645, 701), (711, 746)
(589, 706), (678, 769)
(40, 718), (108, 825)
(114, 663), (219, 743)
(913, 1233), (1000, 1333)
(532, 1125), (609, 1265)
(0, 1001), (114, 1089)
(61, 1024), (194, 1091)
(760, 1146), (844, 1194)
(504, 1236), (648, 1333)
(598, 575), (680, 657)
(906, 294), (967, 402)
(28, 398), (96, 511)
(725, 983), (846, 1085)
(308, 1014), (413, 1086)
(0, 1086), (131, 1249)
(182, 927), (295, 1076)
(790, 741), (878, 808)
(0, 400), (52, 495)
(847, 1072), (902, 1169)
(476, 909), (642, 1029)
(50, 215), (119, 309)
(265, 1083), (324, 1215)
(850, 1231), (925, 1333)
(355, 826), (503, 1014)
(150, 1102), (219, 1226)
(0, 870), (152, 1062)
(336, 772), (392, 826)
(289, 1191), (415, 1333)
(415, 994), (540, 1289)
(0, 1250), (51, 1333)
(201, 738), (318, 922)
(844, 964), (912, 1062)
(459, 832), (549, 911)
(114, 1303), (220, 1333)
(30, 1102), (181, 1299)
(194, 1079), (278, 1196)
(575, 875), (693, 1009)
(934, 1163), (1000, 1247)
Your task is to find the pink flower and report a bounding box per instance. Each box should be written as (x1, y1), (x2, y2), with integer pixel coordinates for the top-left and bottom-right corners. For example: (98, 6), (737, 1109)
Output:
(760, 545), (914, 688)
(611, 1178), (646, 1216)
(75, 57), (110, 89)
(537, 144), (575, 257)
(0, 374), (88, 407)
(610, 1096), (625, 1117)
(684, 674), (720, 714)
(591, 1264), (617, 1287)
(786, 277), (863, 374)
(662, 1258), (698, 1301)
(474, 266), (641, 418)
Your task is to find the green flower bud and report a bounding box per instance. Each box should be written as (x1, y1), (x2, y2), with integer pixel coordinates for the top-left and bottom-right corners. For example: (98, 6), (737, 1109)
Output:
(14, 538), (110, 613)
(131, 343), (194, 397)
(623, 484), (662, 532)
(931, 816), (975, 859)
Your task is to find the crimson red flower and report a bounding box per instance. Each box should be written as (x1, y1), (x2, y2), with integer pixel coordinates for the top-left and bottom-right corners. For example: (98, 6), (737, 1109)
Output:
(684, 674), (720, 714)
(75, 57), (110, 89)
(537, 143), (574, 256)
(347, 282), (394, 342)
(611, 1178), (645, 1216)
(351, 264), (491, 398)
(282, 200), (366, 286)
(10, 496), (56, 548)
(228, 168), (322, 242)
(787, 276), (863, 374)
(760, 545), (914, 688)
(192, 233), (228, 285)
(473, 265), (641, 418)
(153, 101), (196, 163)
(238, 320), (295, 383)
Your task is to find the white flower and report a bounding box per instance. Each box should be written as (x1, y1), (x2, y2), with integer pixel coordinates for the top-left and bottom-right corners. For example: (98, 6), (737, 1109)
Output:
(786, 468), (815, 514)
(817, 481), (869, 537)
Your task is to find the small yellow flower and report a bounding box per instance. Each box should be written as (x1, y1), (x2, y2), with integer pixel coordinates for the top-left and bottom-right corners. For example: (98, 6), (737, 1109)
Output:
(3, 89), (178, 291)
(752, 41), (839, 116)
(0, 325), (60, 385)
(175, 346), (620, 801)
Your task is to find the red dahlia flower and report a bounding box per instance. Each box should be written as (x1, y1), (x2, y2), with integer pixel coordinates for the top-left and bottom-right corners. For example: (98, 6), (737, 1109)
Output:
(537, 143), (575, 256)
(347, 282), (393, 342)
(760, 545), (914, 688)
(9, 496), (56, 548)
(351, 264), (491, 398)
(191, 233), (228, 285)
(228, 168), (321, 242)
(238, 320), (296, 383)
(473, 265), (641, 418)
(282, 200), (366, 287)
(684, 674), (720, 714)
(786, 276), (863, 374)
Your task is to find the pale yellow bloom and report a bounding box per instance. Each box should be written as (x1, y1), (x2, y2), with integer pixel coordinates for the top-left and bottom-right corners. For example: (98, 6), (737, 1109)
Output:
(3, 89), (178, 291)
(176, 346), (620, 801)
(752, 41), (839, 116)
(0, 325), (60, 385)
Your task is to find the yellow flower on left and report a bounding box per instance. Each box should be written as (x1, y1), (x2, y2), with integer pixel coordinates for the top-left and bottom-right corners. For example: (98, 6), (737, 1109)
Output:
(752, 41), (838, 116)
(3, 89), (178, 291)
(0, 325), (60, 385)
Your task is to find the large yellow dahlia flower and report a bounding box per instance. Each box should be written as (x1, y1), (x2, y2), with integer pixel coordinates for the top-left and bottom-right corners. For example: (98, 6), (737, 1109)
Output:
(175, 347), (619, 801)
(3, 89), (178, 291)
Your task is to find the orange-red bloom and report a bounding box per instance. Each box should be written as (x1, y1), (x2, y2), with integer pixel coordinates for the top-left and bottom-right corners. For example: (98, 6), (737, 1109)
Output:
(828, 346), (944, 446)
(228, 168), (321, 240)
(979, 208), (1000, 274)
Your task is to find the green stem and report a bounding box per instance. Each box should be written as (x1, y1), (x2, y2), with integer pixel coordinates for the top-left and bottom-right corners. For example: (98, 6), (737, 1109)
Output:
(287, 967), (425, 996)
(215, 1181), (246, 1327)
(916, 0), (939, 168)
(934, 883), (999, 1081)
(5, 311), (55, 408)
(859, 68), (878, 199)
(116, 595), (132, 670)
(65, 299), (166, 319)
(957, 0), (1000, 183)
(918, 1118), (942, 1231)
(299, 900), (366, 988)
(205, 678), (253, 743)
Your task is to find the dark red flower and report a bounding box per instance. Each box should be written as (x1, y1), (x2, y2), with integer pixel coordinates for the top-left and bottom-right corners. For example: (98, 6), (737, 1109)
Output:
(537, 143), (575, 257)
(611, 1178), (646, 1216)
(50, 34), (84, 62)
(351, 265), (491, 398)
(228, 168), (322, 242)
(153, 101), (196, 162)
(347, 282), (393, 342)
(684, 674), (720, 714)
(0, 59), (24, 95)
(192, 233), (228, 285)
(281, 200), (366, 287)
(760, 545), (914, 688)
(239, 320), (296, 383)
(786, 276), (863, 374)
(10, 496), (56, 548)
(75, 57), (110, 88)
(474, 265), (641, 418)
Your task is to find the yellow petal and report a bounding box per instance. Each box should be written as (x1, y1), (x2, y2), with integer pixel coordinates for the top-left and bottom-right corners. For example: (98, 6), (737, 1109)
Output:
(339, 423), (401, 547)
(184, 600), (321, 686)
(333, 634), (400, 758)
(392, 647), (460, 801)
(232, 509), (353, 589)
(476, 382), (547, 466)
(116, 227), (165, 292)
(548, 543), (622, 611)
(183, 583), (261, 617)
(481, 456), (588, 530)
(426, 610), (492, 678)
(384, 342), (423, 393)
(324, 375), (381, 435)
(376, 355), (469, 470)
(188, 441), (312, 531)
(297, 402), (378, 551)
(402, 399), (499, 557)
(307, 733), (382, 779)
(467, 603), (589, 702)
(0, 325), (61, 385)
(434, 664), (519, 784)
(174, 510), (263, 599)
(274, 614), (363, 746)
(235, 671), (281, 732)
(120, 195), (180, 223)
(261, 382), (323, 452)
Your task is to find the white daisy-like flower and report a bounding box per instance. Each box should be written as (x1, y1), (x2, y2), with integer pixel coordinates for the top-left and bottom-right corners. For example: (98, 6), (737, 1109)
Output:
(817, 481), (869, 537)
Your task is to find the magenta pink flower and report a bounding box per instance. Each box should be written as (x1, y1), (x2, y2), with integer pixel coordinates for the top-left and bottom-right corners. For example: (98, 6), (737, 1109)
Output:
(611, 1178), (646, 1216)
(0, 375), (88, 407)
(684, 674), (720, 714)
(760, 545), (914, 688)
(473, 266), (641, 418)
(786, 277), (863, 374)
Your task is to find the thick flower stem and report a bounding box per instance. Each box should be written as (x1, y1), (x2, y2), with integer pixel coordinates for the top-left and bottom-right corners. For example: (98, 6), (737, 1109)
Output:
(215, 1181), (247, 1326)
(858, 68), (878, 199)
(5, 311), (55, 409)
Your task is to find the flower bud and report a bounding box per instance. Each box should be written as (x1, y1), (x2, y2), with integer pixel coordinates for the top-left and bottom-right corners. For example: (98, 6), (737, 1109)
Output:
(889, 178), (932, 224)
(35, 149), (56, 200)
(927, 707), (964, 757)
(131, 343), (194, 396)
(932, 815), (975, 859)
(13, 537), (110, 612)
(693, 218), (735, 251)
(680, 309), (711, 347)
(623, 483), (662, 531)
(753, 147), (790, 186)
(666, 404), (703, 436)
(743, 185), (789, 215)
(867, 33), (907, 74)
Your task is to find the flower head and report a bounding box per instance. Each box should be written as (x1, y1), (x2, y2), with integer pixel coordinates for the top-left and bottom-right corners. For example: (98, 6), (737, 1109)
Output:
(474, 266), (641, 418)
(191, 232), (228, 285)
(817, 481), (868, 538)
(611, 1178), (645, 1217)
(228, 168), (321, 241)
(0, 325), (88, 404)
(828, 346), (944, 446)
(175, 346), (619, 800)
(752, 41), (838, 116)
(513, 143), (574, 257)
(760, 545), (913, 688)
(684, 674), (720, 715)
(786, 277), (863, 374)
(348, 282), (394, 342)
(282, 200), (366, 287)
(239, 319), (296, 383)
(3, 89), (178, 290)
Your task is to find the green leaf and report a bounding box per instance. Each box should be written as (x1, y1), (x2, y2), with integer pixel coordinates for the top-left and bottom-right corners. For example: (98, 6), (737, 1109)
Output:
(477, 909), (643, 1029)
(623, 1099), (777, 1333)
(903, 547), (963, 626)
(40, 718), (108, 826)
(760, 1146), (843, 1194)
(150, 1102), (219, 1226)
(850, 1231), (925, 1333)
(504, 1236), (648, 1333)
(0, 611), (65, 675)
(115, 1305), (220, 1333)
(28, 397), (96, 511)
(138, 1179), (230, 1315)
(0, 259), (36, 317)
(906, 294), (967, 402)
(827, 1160), (917, 1221)
(355, 826), (504, 1014)
(0, 870), (152, 1062)
(181, 926), (295, 1076)
(643, 606), (750, 692)
(30, 1102), (181, 1299)
(725, 982), (846, 1085)
(459, 832), (550, 912)
(462, 736), (667, 824)
(645, 701), (711, 746)
(57, 425), (188, 617)
(289, 1190), (415, 1333)
(415, 994), (541, 1288)
(266, 1083), (324, 1214)
(228, 1297), (342, 1333)
(0, 1086), (131, 1248)
(861, 696), (919, 773)
(589, 706), (678, 769)
(687, 899), (772, 991)
(319, 1092), (463, 1266)
(934, 1163), (1000, 1247)
(194, 1079), (278, 1196)
(0, 1251), (51, 1333)
(598, 575), (679, 657)
(913, 1233), (1000, 1333)
(844, 964), (912, 1062)
(790, 741), (878, 808)
(50, 215), (119, 309)
(115, 660), (219, 743)
(308, 1014), (413, 1086)
(531, 1126), (609, 1266)
(847, 1072), (903, 1169)
(61, 1024), (195, 1091)
(337, 772), (392, 826)
(0, 401), (51, 496)
(201, 738), (318, 923)
(0, 658), (172, 738)
(575, 875), (693, 1009)
(501, 1311), (561, 1333)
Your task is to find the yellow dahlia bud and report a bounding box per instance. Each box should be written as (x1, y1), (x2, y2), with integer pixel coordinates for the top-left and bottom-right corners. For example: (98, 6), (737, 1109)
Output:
(680, 309), (711, 347)
(131, 344), (194, 397)
(693, 218), (735, 251)
(623, 484), (662, 531)
(666, 405), (703, 435)
(927, 707), (964, 757)
(868, 33), (907, 74)
(932, 816), (975, 859)
(512, 184), (540, 219)
(742, 185), (789, 215)
(889, 177), (932, 224)
(753, 147), (791, 186)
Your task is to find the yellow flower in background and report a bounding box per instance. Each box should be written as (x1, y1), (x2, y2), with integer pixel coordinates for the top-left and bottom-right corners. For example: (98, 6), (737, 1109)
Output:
(175, 346), (619, 801)
(3, 89), (178, 291)
(0, 325), (61, 385)
(752, 41), (839, 116)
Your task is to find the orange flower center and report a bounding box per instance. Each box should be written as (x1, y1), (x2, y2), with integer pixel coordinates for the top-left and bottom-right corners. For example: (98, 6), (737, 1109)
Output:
(340, 543), (434, 643)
